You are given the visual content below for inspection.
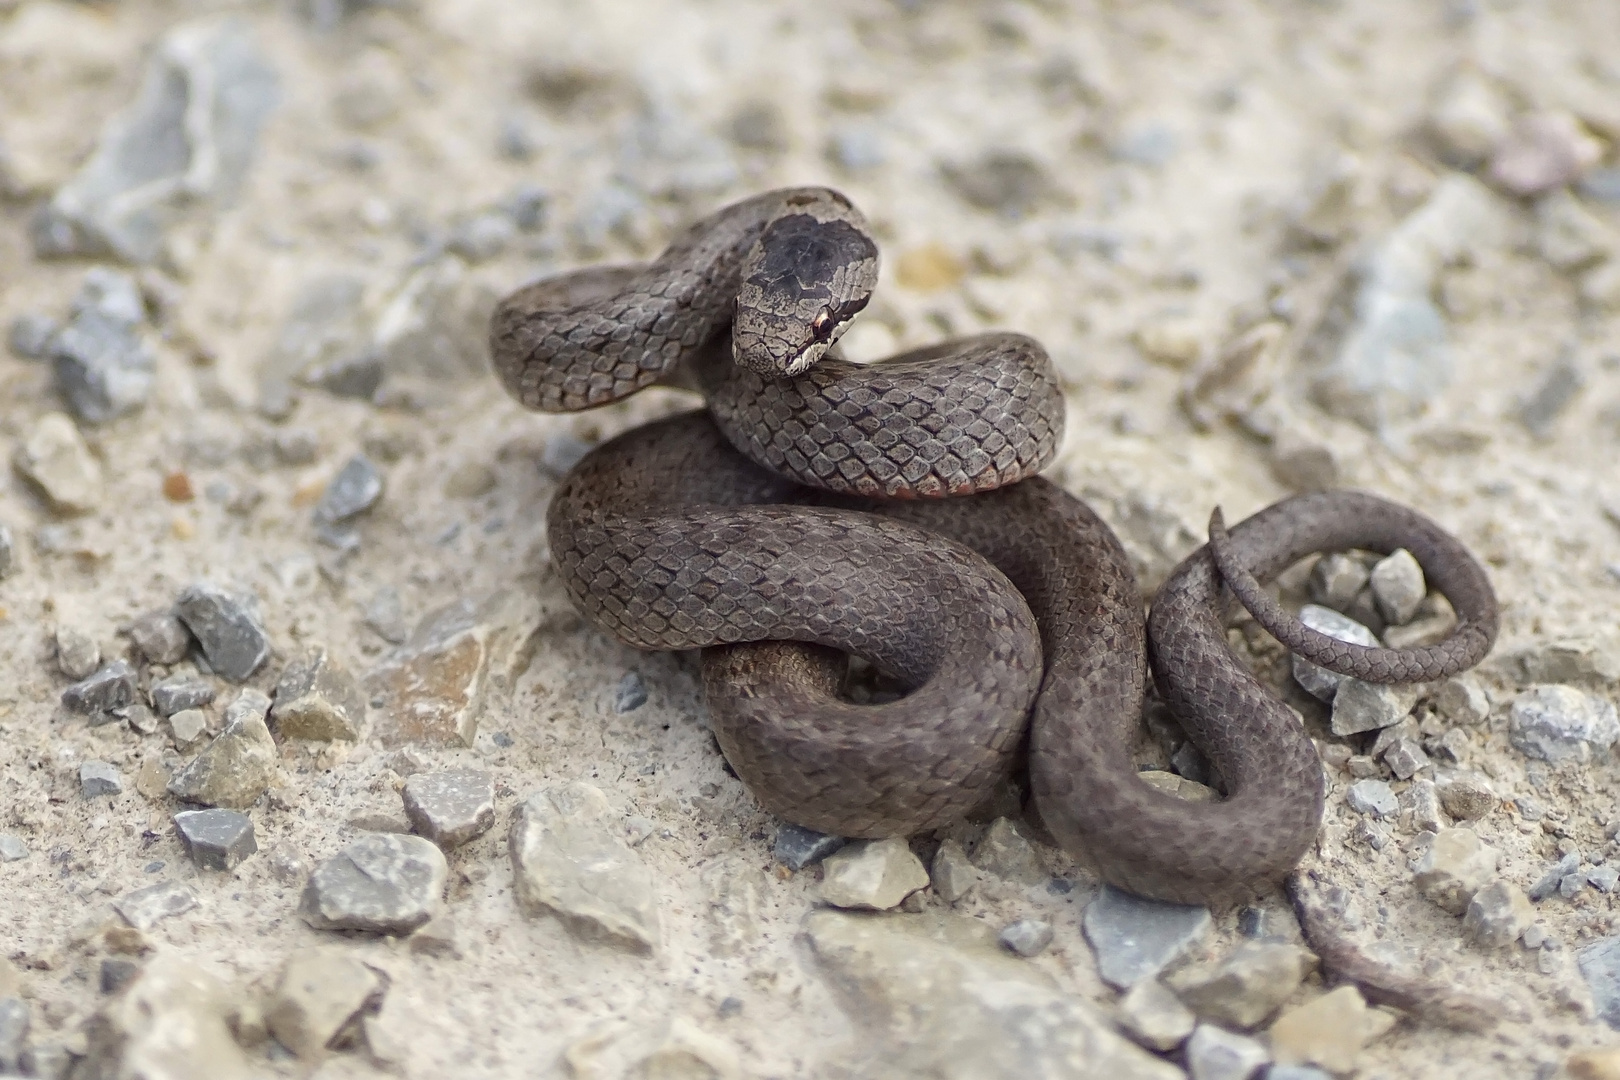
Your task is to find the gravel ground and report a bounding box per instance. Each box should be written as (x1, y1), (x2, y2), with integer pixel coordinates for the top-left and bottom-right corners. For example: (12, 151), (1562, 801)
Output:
(3, 1), (1620, 1078)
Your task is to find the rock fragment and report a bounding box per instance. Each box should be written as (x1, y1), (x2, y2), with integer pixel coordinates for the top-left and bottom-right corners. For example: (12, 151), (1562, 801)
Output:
(613, 671), (647, 713)
(773, 823), (845, 871)
(819, 838), (930, 910)
(266, 948), (384, 1059)
(48, 269), (155, 423)
(999, 919), (1054, 958)
(150, 675), (214, 717)
(930, 838), (979, 903)
(0, 526), (12, 580)
(128, 612), (192, 665)
(169, 709), (207, 747)
(1293, 605), (1380, 702)
(1347, 780), (1398, 819)
(62, 660), (137, 717)
(114, 880), (199, 930)
(1184, 1024), (1269, 1080)
(174, 583), (270, 683)
(1267, 985), (1395, 1074)
(1530, 852), (1581, 902)
(1488, 111), (1604, 198)
(1083, 885), (1212, 989)
(968, 816), (1047, 886)
(55, 626), (100, 679)
(1434, 677), (1490, 725)
(8, 312), (57, 359)
(1369, 548), (1425, 625)
(1117, 978), (1196, 1052)
(509, 782), (660, 952)
(401, 768), (494, 850)
(1382, 737), (1431, 780)
(314, 454), (383, 527)
(0, 836), (28, 862)
(1579, 935), (1620, 1030)
(271, 645), (365, 741)
(80, 761), (122, 798)
(1463, 880), (1534, 948)
(1169, 942), (1317, 1029)
(15, 413), (102, 514)
(1437, 776), (1496, 821)
(1331, 680), (1417, 737)
(173, 809), (256, 871)
(299, 833), (447, 934)
(76, 954), (251, 1080)
(1413, 827), (1498, 914)
(804, 909), (1182, 1079)
(167, 690), (277, 809)
(1508, 685), (1619, 762)
(1308, 554), (1370, 611)
(1409, 778), (1443, 832)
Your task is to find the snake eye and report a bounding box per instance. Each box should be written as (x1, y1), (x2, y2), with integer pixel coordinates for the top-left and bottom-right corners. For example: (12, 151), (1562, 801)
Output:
(809, 308), (838, 344)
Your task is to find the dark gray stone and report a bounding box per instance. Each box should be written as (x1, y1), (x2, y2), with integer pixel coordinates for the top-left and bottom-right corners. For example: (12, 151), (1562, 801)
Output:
(402, 768), (495, 850)
(150, 675), (215, 717)
(80, 761), (123, 798)
(62, 660), (138, 716)
(99, 958), (140, 995)
(0, 997), (28, 1072)
(999, 919), (1054, 957)
(173, 808), (257, 871)
(299, 833), (447, 934)
(614, 671), (648, 713)
(1082, 885), (1212, 989)
(1579, 934), (1620, 1029)
(774, 823), (846, 871)
(504, 184), (548, 231)
(7, 312), (57, 359)
(129, 612), (192, 665)
(1531, 853), (1581, 902)
(49, 270), (155, 423)
(174, 582), (270, 682)
(315, 455), (383, 525)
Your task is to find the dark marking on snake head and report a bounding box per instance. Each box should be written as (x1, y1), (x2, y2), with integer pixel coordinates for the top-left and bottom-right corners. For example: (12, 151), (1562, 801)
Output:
(734, 215), (879, 375)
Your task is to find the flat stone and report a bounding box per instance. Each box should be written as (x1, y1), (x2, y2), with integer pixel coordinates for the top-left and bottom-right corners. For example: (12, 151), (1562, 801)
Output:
(1531, 853), (1581, 902)
(1267, 986), (1395, 1074)
(1309, 554), (1370, 610)
(1382, 737), (1430, 780)
(1293, 605), (1380, 702)
(1591, 866), (1620, 894)
(1370, 548), (1426, 625)
(55, 626), (100, 679)
(80, 761), (122, 798)
(1169, 942), (1317, 1029)
(1509, 685), (1620, 762)
(1413, 828), (1498, 915)
(367, 593), (537, 747)
(271, 645), (365, 741)
(401, 768), (494, 849)
(1408, 778), (1443, 832)
(1117, 978), (1195, 1051)
(999, 919), (1054, 957)
(169, 709), (208, 747)
(509, 782), (660, 952)
(266, 948), (384, 1059)
(969, 816), (1046, 886)
(76, 954), (251, 1080)
(129, 612), (191, 665)
(774, 823), (845, 871)
(1083, 884), (1212, 989)
(32, 19), (277, 264)
(173, 809), (256, 871)
(1463, 880), (1534, 948)
(1438, 776), (1497, 820)
(1185, 1024), (1269, 1080)
(149, 674), (214, 717)
(0, 997), (27, 1073)
(314, 454), (383, 526)
(930, 838), (980, 903)
(16, 412), (102, 514)
(114, 880), (199, 930)
(819, 838), (930, 910)
(613, 671), (647, 712)
(0, 835), (28, 862)
(804, 909), (1183, 1080)
(61, 660), (137, 717)
(174, 582), (271, 683)
(1347, 779), (1398, 819)
(1331, 679), (1418, 737)
(299, 833), (447, 934)
(167, 690), (277, 809)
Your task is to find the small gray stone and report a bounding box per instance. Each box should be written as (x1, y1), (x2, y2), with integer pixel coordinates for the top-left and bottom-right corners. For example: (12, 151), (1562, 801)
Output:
(1413, 827), (1498, 914)
(99, 958), (140, 995)
(1293, 605), (1380, 702)
(272, 645), (365, 741)
(1382, 737), (1431, 780)
(0, 835), (27, 862)
(402, 768), (494, 850)
(1346, 779), (1398, 819)
(1369, 548), (1426, 625)
(120, 702), (160, 735)
(49, 281), (155, 424)
(8, 312), (57, 359)
(1434, 677), (1491, 725)
(1117, 978), (1195, 1052)
(969, 816), (1046, 886)
(1408, 778), (1443, 833)
(1530, 852), (1581, 902)
(174, 582), (270, 682)
(1170, 942), (1317, 1029)
(1184, 1024), (1270, 1080)
(1463, 880), (1534, 947)
(55, 626), (100, 680)
(614, 671), (648, 713)
(1437, 776), (1496, 820)
(266, 948), (385, 1060)
(1591, 866), (1620, 893)
(169, 708), (208, 746)
(930, 838), (979, 903)
(363, 587), (410, 644)
(0, 997), (29, 1073)
(300, 833), (446, 934)
(1509, 684), (1620, 762)
(540, 432), (594, 476)
(1330, 679), (1418, 737)
(1308, 554), (1369, 611)
(1578, 935), (1620, 1029)
(1520, 353), (1585, 439)
(61, 659), (137, 716)
(129, 612), (192, 665)
(1083, 884), (1212, 989)
(1560, 872), (1588, 900)
(80, 761), (123, 798)
(150, 674), (215, 717)
(166, 690), (277, 809)
(819, 838), (930, 910)
(999, 919), (1054, 957)
(173, 808), (257, 871)
(315, 455), (383, 525)
(15, 413), (103, 514)
(114, 880), (199, 930)
(774, 823), (845, 871)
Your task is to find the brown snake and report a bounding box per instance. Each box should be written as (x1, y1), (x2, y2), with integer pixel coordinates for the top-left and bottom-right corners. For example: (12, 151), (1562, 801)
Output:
(489, 186), (1499, 903)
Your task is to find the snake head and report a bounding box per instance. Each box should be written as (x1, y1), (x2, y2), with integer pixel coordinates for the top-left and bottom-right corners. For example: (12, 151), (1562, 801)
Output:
(733, 213), (879, 378)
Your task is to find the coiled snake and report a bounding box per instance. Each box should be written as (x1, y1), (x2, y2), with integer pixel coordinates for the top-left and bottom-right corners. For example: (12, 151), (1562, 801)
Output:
(489, 187), (1498, 903)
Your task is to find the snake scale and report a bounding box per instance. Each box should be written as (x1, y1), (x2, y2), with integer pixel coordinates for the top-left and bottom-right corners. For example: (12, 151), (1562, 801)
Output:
(489, 186), (1499, 903)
